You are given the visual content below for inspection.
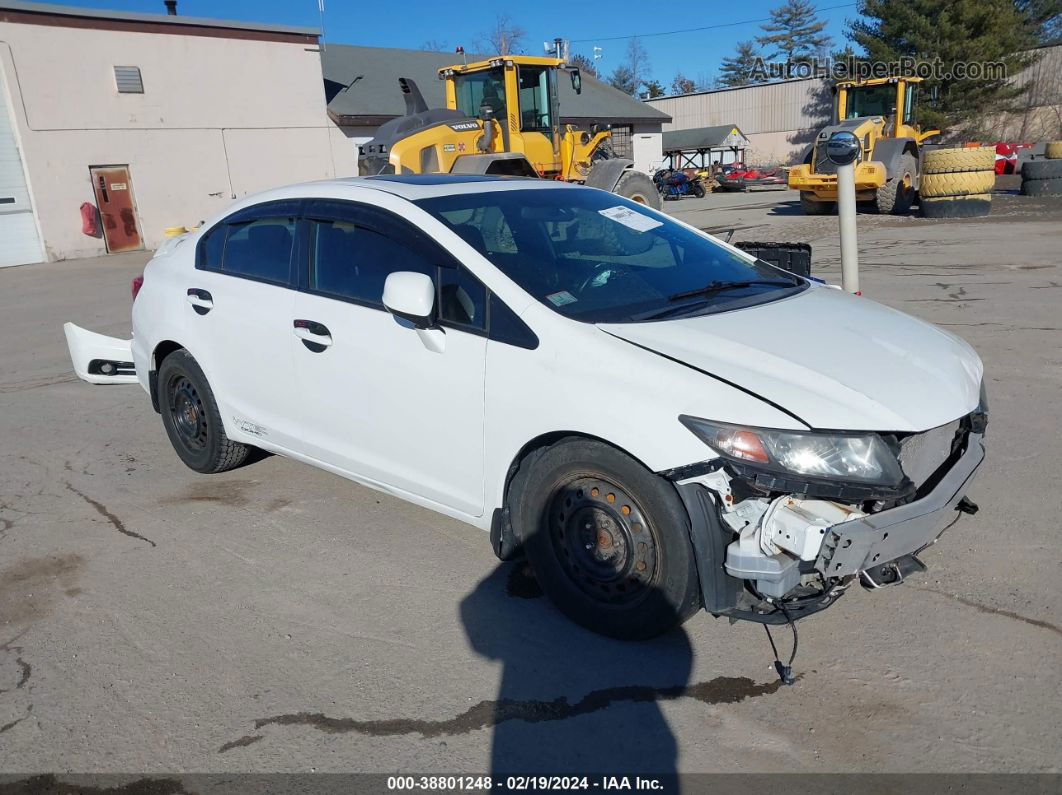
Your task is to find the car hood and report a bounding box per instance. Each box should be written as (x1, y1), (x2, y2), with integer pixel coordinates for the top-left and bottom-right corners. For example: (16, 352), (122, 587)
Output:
(598, 285), (983, 432)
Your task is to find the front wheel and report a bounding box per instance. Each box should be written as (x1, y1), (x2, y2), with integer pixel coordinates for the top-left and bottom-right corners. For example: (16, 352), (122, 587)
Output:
(692, 182), (706, 198)
(510, 438), (701, 640)
(613, 170), (663, 211)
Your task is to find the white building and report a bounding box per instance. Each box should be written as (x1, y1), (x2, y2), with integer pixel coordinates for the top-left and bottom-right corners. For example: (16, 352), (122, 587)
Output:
(0, 1), (356, 266)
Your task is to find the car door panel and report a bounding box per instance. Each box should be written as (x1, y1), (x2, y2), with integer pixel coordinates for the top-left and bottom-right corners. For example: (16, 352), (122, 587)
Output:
(292, 202), (487, 516)
(185, 203), (302, 450)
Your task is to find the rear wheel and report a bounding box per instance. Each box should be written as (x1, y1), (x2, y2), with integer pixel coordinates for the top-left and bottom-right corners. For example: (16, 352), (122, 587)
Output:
(800, 191), (834, 214)
(692, 181), (706, 199)
(158, 349), (250, 474)
(510, 438), (701, 640)
(613, 170), (663, 211)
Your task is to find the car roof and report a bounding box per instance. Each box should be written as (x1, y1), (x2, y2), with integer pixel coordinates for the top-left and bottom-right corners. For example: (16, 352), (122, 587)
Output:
(249, 175), (584, 204)
(196, 175), (588, 230)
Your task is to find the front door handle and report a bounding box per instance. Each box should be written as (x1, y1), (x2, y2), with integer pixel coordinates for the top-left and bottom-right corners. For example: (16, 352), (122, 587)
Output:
(186, 288), (213, 315)
(293, 319), (332, 352)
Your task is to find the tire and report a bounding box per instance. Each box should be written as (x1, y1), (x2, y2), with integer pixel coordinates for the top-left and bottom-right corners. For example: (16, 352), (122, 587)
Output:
(876, 152), (916, 214)
(613, 170), (663, 211)
(158, 349), (251, 474)
(800, 191), (834, 214)
(1021, 159), (1062, 180)
(1021, 177), (1062, 196)
(1045, 141), (1062, 159)
(692, 182), (706, 199)
(920, 193), (992, 218)
(923, 146), (995, 174)
(920, 169), (996, 198)
(509, 437), (701, 640)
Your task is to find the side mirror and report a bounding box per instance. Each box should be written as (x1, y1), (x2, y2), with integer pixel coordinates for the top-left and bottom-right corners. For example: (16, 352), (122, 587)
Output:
(383, 271), (435, 329)
(570, 68), (582, 95)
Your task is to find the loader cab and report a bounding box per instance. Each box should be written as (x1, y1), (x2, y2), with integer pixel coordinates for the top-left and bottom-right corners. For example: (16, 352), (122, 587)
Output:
(442, 56), (564, 175)
(835, 77), (923, 137)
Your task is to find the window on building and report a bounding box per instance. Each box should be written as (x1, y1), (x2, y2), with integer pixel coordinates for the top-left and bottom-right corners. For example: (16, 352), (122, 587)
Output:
(610, 124), (633, 158)
(114, 66), (144, 94)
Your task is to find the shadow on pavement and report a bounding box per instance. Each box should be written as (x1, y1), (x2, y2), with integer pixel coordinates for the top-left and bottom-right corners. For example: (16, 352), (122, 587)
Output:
(459, 563), (785, 779)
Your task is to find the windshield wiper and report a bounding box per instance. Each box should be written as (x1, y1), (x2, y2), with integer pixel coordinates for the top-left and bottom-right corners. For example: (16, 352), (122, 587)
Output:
(667, 279), (797, 303)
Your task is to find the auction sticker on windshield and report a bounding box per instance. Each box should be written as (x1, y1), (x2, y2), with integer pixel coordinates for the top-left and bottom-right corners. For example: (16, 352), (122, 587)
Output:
(598, 205), (663, 232)
(546, 290), (578, 307)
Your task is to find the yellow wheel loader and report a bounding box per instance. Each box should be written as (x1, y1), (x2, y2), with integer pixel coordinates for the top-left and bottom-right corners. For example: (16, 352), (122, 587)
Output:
(788, 76), (939, 214)
(358, 55), (662, 210)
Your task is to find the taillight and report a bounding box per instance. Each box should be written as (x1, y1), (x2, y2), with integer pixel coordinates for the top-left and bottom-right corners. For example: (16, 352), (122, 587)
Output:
(131, 274), (144, 300)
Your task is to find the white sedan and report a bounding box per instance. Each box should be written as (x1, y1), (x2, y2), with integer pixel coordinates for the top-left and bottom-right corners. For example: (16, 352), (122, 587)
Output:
(66, 175), (986, 642)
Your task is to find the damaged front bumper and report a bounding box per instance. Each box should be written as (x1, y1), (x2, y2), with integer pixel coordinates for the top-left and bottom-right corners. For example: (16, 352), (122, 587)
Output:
(63, 323), (138, 385)
(673, 429), (985, 625)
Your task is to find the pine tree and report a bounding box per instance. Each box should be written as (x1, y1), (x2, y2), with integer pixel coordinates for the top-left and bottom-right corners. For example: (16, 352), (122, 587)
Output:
(569, 53), (598, 78)
(717, 41), (762, 87)
(608, 65), (638, 95)
(757, 0), (833, 64)
(849, 0), (1041, 134)
(642, 79), (666, 98)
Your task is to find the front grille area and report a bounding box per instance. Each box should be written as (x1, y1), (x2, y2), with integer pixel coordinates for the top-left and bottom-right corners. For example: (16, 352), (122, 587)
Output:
(814, 144), (839, 175)
(898, 420), (963, 490)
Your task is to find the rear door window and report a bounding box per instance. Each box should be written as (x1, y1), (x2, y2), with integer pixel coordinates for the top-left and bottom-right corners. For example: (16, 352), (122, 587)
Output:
(222, 218), (296, 284)
(196, 199), (300, 286)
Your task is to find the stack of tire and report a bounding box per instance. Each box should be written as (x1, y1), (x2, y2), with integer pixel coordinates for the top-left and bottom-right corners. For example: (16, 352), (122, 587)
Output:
(919, 146), (995, 219)
(1020, 141), (1062, 197)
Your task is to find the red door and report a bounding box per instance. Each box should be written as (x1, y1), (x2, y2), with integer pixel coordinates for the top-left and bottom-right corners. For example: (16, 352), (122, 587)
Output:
(90, 166), (143, 253)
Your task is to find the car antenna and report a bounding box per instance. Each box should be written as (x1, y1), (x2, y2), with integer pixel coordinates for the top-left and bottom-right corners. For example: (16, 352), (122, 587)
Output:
(763, 603), (798, 686)
(725, 228), (736, 243)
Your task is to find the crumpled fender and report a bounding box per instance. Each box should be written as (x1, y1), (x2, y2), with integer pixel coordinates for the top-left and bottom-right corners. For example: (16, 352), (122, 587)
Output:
(63, 323), (138, 384)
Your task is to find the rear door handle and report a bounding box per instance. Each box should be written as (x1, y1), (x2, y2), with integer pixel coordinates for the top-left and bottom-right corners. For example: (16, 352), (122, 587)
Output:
(293, 319), (332, 352)
(186, 288), (213, 315)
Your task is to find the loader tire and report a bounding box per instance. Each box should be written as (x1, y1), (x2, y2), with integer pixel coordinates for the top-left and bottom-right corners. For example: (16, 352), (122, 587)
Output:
(920, 193), (992, 218)
(920, 170), (996, 199)
(1045, 141), (1062, 159)
(876, 153), (916, 214)
(1021, 177), (1062, 197)
(613, 170), (663, 210)
(800, 191), (835, 214)
(923, 146), (995, 175)
(1021, 159), (1062, 180)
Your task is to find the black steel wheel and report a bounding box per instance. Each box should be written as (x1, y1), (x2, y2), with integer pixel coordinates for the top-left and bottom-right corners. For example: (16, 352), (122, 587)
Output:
(158, 349), (250, 474)
(548, 476), (658, 606)
(510, 437), (701, 639)
(168, 374), (209, 454)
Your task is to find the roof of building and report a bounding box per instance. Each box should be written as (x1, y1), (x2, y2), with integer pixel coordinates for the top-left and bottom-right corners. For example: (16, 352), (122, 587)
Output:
(322, 44), (671, 126)
(662, 125), (749, 153)
(0, 1), (318, 37)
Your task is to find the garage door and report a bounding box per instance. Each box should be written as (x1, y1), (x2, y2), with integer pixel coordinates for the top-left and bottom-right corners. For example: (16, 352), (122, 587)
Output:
(0, 72), (44, 268)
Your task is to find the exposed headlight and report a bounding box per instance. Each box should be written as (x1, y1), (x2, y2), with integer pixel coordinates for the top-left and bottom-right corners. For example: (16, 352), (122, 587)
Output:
(679, 416), (904, 485)
(971, 381), (988, 433)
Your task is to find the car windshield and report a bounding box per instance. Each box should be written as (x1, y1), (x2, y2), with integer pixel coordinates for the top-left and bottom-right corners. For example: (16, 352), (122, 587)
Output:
(415, 188), (805, 323)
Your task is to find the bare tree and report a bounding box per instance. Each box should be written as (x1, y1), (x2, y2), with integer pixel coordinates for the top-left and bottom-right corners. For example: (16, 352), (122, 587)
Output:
(609, 38), (651, 96)
(475, 14), (527, 55)
(420, 39), (450, 52)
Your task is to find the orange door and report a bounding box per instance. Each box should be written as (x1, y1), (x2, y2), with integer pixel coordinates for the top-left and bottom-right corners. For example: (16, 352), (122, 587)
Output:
(90, 166), (143, 253)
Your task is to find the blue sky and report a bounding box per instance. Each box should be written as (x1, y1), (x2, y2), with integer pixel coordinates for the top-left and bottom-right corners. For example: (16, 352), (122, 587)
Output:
(52, 0), (858, 88)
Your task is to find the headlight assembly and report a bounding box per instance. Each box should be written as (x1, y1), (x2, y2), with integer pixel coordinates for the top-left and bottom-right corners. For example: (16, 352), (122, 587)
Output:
(679, 415), (905, 486)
